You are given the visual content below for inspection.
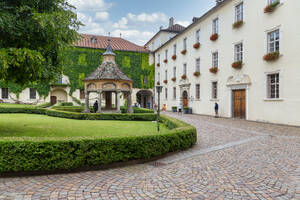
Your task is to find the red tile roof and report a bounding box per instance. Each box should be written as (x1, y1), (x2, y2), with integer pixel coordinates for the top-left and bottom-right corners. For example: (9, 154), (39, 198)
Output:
(75, 34), (150, 53)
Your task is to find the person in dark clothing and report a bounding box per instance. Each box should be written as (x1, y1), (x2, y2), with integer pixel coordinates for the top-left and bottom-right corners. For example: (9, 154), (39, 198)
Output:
(93, 100), (98, 113)
(214, 102), (219, 118)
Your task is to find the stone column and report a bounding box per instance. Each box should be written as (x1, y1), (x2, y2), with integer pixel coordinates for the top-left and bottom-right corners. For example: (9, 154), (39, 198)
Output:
(84, 91), (90, 113)
(97, 91), (102, 113)
(116, 91), (121, 113)
(127, 91), (133, 113)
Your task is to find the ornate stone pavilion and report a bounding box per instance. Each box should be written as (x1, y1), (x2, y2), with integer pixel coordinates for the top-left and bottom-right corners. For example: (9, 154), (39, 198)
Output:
(83, 40), (133, 113)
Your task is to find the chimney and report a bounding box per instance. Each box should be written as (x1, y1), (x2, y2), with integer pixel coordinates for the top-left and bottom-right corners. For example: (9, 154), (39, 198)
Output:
(216, 0), (224, 5)
(169, 17), (174, 28)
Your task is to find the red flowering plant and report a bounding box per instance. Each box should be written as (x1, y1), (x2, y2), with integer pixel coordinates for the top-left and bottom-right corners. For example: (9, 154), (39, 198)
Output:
(163, 59), (168, 63)
(156, 81), (160, 85)
(181, 74), (187, 80)
(232, 20), (244, 29)
(193, 42), (200, 49)
(209, 67), (218, 73)
(264, 0), (280, 13)
(172, 55), (177, 60)
(263, 51), (280, 61)
(193, 71), (200, 77)
(171, 77), (176, 82)
(232, 61), (243, 69)
(210, 33), (218, 41)
(163, 80), (168, 84)
(181, 49), (187, 55)
(157, 63), (160, 67)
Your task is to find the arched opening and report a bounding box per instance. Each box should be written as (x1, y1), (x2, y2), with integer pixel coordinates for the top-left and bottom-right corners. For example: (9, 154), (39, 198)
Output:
(136, 90), (153, 109)
(182, 91), (188, 107)
(50, 89), (68, 105)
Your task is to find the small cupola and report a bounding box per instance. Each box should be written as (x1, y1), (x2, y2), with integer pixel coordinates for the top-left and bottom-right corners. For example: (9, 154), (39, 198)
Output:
(103, 39), (116, 63)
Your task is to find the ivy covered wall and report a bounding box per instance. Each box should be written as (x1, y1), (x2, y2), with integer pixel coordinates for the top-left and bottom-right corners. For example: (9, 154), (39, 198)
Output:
(0, 47), (154, 98)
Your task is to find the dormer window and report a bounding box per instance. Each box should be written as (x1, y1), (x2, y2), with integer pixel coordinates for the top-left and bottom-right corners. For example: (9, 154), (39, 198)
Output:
(91, 36), (97, 44)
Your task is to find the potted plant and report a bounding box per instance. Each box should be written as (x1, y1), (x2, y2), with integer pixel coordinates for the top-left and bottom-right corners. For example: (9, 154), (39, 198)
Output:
(188, 107), (193, 114)
(156, 81), (160, 85)
(232, 61), (243, 69)
(172, 55), (177, 60)
(193, 42), (200, 49)
(181, 49), (187, 55)
(193, 71), (200, 77)
(157, 63), (160, 67)
(163, 59), (168, 63)
(171, 106), (177, 112)
(264, 0), (280, 13)
(181, 74), (187, 80)
(171, 77), (176, 82)
(209, 67), (218, 74)
(183, 107), (189, 114)
(263, 51), (280, 62)
(210, 33), (219, 41)
(163, 80), (168, 84)
(232, 20), (244, 29)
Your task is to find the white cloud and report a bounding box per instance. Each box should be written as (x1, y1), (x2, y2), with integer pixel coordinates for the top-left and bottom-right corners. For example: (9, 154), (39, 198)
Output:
(127, 12), (168, 23)
(111, 29), (154, 45)
(68, 0), (112, 11)
(176, 20), (191, 27)
(95, 12), (109, 21)
(113, 17), (128, 29)
(77, 12), (105, 35)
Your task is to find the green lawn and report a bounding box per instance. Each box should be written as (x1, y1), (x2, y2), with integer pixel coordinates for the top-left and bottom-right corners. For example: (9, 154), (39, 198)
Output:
(0, 114), (170, 138)
(0, 103), (35, 108)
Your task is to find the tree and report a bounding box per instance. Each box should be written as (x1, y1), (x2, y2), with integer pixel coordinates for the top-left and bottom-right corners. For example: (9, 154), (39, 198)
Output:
(0, 0), (82, 85)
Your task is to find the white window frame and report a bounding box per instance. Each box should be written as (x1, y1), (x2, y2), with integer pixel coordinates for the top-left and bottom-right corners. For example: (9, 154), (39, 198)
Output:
(196, 29), (200, 43)
(235, 2), (243, 22)
(157, 72), (160, 82)
(212, 52), (218, 68)
(173, 44), (177, 55)
(195, 84), (200, 100)
(173, 67), (176, 77)
(165, 70), (168, 80)
(29, 88), (37, 100)
(264, 26), (282, 54)
(267, 0), (280, 5)
(267, 29), (280, 53)
(212, 18), (219, 34)
(165, 88), (168, 100)
(173, 87), (176, 100)
(165, 49), (168, 60)
(158, 54), (160, 63)
(211, 81), (218, 100)
(183, 63), (187, 75)
(264, 71), (282, 100)
(183, 38), (187, 50)
(196, 58), (200, 72)
(234, 43), (243, 62)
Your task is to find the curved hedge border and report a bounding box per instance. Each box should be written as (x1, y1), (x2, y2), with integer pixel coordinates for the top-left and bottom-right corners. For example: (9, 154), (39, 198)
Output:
(0, 114), (196, 173)
(0, 107), (156, 121)
(51, 106), (154, 114)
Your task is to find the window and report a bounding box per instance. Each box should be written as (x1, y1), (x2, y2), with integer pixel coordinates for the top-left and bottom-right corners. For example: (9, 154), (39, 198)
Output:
(268, 29), (280, 53)
(165, 70), (168, 80)
(267, 73), (279, 99)
(173, 44), (177, 55)
(213, 18), (219, 34)
(212, 52), (218, 67)
(157, 72), (160, 82)
(56, 76), (63, 84)
(183, 38), (187, 50)
(173, 87), (176, 99)
(1, 88), (8, 99)
(196, 84), (200, 99)
(212, 82), (218, 99)
(234, 43), (243, 62)
(143, 76), (148, 85)
(183, 63), (187, 75)
(29, 88), (37, 99)
(165, 49), (168, 60)
(268, 0), (280, 5)
(158, 54), (160, 63)
(196, 58), (200, 72)
(165, 88), (168, 99)
(80, 89), (85, 99)
(235, 3), (243, 22)
(196, 29), (200, 43)
(173, 67), (176, 77)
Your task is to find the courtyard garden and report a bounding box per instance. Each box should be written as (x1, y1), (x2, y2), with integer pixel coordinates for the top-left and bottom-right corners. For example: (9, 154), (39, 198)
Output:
(0, 103), (196, 174)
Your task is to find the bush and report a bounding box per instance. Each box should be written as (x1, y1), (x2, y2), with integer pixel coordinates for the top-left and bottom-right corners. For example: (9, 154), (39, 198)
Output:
(0, 115), (196, 173)
(35, 102), (51, 108)
(51, 106), (154, 114)
(60, 102), (74, 106)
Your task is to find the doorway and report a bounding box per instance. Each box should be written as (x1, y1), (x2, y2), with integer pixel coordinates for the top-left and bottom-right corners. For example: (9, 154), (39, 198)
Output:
(50, 96), (57, 105)
(233, 89), (246, 119)
(182, 91), (188, 107)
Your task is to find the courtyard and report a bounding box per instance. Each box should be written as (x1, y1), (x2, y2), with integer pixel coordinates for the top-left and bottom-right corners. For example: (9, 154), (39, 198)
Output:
(0, 112), (299, 200)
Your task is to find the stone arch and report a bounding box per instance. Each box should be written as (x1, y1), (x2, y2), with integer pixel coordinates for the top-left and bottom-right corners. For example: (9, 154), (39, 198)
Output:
(87, 83), (97, 90)
(121, 83), (130, 90)
(50, 89), (68, 104)
(102, 82), (117, 89)
(136, 90), (153, 109)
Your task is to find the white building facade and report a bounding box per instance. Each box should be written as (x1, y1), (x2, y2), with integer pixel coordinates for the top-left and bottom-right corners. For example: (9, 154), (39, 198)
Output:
(153, 0), (300, 126)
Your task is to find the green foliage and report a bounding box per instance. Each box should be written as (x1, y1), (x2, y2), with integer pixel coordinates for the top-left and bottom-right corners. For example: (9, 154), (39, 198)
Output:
(35, 102), (51, 108)
(62, 47), (154, 95)
(0, 114), (196, 173)
(0, 0), (81, 85)
(60, 102), (74, 106)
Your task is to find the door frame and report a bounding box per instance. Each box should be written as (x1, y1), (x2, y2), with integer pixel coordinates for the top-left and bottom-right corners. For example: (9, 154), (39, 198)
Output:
(228, 85), (248, 120)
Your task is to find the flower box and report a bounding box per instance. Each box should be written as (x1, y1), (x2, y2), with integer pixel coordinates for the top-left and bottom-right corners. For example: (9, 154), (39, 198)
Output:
(263, 51), (280, 61)
(232, 61), (243, 69)
(172, 55), (177, 60)
(232, 20), (244, 29)
(181, 49), (187, 55)
(193, 42), (200, 49)
(183, 107), (189, 114)
(210, 33), (218, 41)
(156, 81), (160, 85)
(163, 59), (168, 63)
(264, 1), (280, 13)
(171, 106), (177, 112)
(209, 67), (218, 74)
(171, 77), (176, 82)
(181, 74), (187, 80)
(163, 80), (168, 84)
(157, 63), (160, 67)
(193, 71), (200, 77)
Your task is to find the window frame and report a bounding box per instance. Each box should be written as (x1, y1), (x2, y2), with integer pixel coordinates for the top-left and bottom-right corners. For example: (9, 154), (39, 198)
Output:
(212, 18), (219, 34)
(1, 88), (9, 99)
(183, 63), (187, 75)
(212, 52), (219, 68)
(196, 58), (200, 72)
(196, 29), (200, 43)
(165, 49), (168, 60)
(80, 89), (85, 100)
(235, 2), (243, 22)
(234, 43), (243, 62)
(173, 67), (176, 77)
(183, 38), (187, 50)
(173, 87), (176, 100)
(195, 84), (200, 100)
(266, 73), (280, 99)
(29, 88), (37, 100)
(165, 88), (168, 100)
(157, 72), (160, 82)
(173, 44), (177, 55)
(212, 81), (218, 100)
(267, 29), (280, 53)
(165, 70), (168, 80)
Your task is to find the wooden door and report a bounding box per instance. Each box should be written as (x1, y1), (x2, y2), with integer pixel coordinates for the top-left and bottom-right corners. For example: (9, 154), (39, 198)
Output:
(105, 92), (112, 109)
(50, 96), (57, 105)
(233, 90), (246, 119)
(183, 91), (188, 107)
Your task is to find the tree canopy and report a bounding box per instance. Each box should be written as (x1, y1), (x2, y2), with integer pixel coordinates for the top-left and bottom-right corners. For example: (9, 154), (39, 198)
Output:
(0, 0), (81, 85)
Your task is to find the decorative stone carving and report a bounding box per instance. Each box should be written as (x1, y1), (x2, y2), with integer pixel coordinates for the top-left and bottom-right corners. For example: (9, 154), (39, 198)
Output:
(227, 74), (251, 86)
(102, 83), (116, 89)
(87, 83), (97, 90)
(121, 83), (130, 90)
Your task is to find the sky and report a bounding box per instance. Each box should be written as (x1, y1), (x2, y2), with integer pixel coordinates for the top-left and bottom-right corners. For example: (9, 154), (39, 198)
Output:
(68, 0), (216, 46)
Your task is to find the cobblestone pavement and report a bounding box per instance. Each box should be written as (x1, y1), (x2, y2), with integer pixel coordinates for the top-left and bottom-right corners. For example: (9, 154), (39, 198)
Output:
(0, 113), (299, 200)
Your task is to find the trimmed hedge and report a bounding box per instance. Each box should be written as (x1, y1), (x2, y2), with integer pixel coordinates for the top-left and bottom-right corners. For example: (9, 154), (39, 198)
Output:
(0, 114), (196, 173)
(51, 106), (154, 114)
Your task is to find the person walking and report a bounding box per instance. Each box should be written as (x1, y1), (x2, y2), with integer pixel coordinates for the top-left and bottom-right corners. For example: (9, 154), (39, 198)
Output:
(214, 102), (219, 118)
(93, 100), (98, 113)
(178, 103), (182, 114)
